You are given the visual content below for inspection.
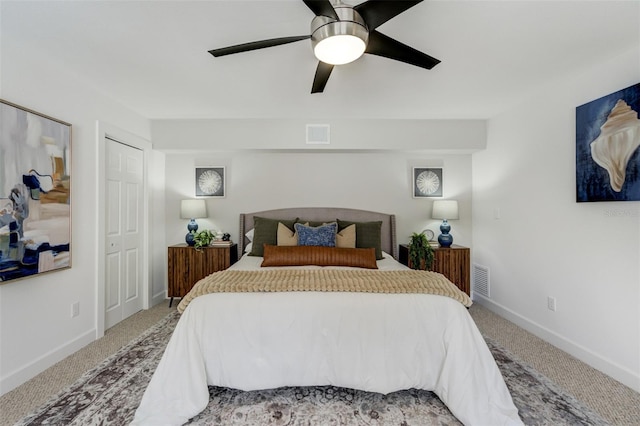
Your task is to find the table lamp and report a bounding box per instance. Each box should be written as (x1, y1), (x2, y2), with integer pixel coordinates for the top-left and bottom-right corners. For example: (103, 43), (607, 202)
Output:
(432, 200), (458, 248)
(180, 199), (207, 246)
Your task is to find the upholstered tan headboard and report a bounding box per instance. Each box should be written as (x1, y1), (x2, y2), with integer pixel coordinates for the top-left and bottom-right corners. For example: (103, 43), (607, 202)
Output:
(239, 207), (397, 260)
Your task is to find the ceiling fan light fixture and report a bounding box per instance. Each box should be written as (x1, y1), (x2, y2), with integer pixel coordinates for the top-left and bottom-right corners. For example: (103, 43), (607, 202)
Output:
(209, 0), (440, 94)
(311, 7), (368, 66)
(314, 34), (366, 65)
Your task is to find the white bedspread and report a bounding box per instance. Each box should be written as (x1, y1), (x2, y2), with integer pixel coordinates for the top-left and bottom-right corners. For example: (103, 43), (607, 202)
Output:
(132, 255), (522, 425)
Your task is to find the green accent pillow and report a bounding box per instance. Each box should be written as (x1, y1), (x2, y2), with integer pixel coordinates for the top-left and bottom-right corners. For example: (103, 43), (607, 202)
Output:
(337, 219), (383, 260)
(249, 216), (297, 257)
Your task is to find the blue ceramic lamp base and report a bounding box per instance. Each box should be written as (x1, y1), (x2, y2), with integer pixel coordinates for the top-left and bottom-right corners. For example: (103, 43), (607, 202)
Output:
(438, 219), (453, 248)
(185, 219), (198, 246)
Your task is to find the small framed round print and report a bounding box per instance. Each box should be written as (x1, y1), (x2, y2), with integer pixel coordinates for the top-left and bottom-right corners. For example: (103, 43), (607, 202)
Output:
(413, 167), (443, 198)
(195, 166), (225, 197)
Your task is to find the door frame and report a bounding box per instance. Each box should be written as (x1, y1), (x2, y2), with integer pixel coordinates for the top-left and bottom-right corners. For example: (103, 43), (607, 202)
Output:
(96, 121), (152, 338)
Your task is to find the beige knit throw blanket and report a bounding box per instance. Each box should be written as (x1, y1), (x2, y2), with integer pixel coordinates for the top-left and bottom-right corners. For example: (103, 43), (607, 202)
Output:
(177, 269), (471, 313)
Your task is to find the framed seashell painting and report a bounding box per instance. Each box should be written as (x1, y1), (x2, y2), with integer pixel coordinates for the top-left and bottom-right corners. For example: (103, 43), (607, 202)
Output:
(576, 83), (640, 202)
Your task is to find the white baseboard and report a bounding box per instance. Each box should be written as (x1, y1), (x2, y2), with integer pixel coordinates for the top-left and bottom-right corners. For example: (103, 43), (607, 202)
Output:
(151, 290), (166, 307)
(0, 329), (95, 397)
(474, 295), (640, 392)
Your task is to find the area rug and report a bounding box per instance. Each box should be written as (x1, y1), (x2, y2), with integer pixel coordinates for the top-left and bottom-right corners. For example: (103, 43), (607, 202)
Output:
(15, 311), (608, 426)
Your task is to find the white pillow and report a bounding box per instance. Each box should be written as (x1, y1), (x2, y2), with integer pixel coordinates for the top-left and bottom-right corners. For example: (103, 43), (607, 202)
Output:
(244, 242), (253, 253)
(245, 228), (254, 242)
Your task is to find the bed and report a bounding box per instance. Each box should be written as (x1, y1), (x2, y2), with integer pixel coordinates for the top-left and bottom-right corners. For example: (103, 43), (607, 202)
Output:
(132, 208), (522, 425)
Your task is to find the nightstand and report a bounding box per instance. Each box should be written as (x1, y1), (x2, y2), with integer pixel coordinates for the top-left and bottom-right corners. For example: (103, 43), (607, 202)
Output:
(167, 243), (238, 306)
(399, 244), (470, 296)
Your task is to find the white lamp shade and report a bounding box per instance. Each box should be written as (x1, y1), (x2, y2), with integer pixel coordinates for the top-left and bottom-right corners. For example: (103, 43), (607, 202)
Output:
(432, 200), (459, 220)
(180, 199), (207, 219)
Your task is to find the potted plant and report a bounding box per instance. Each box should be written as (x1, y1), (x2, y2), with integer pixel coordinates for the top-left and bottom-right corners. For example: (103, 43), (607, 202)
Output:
(193, 229), (215, 250)
(408, 232), (434, 270)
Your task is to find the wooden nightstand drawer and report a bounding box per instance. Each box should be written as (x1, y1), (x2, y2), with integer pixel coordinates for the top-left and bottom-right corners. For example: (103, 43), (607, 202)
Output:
(167, 243), (238, 306)
(399, 244), (470, 296)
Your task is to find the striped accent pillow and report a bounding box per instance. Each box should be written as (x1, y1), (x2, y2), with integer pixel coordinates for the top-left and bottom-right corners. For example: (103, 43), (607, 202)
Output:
(261, 245), (378, 269)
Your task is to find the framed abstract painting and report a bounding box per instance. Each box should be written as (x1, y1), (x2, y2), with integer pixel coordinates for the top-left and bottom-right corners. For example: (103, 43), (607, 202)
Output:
(0, 100), (72, 283)
(576, 83), (640, 202)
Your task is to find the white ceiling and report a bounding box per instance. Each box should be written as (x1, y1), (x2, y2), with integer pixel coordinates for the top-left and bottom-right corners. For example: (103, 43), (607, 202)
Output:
(2, 0), (639, 120)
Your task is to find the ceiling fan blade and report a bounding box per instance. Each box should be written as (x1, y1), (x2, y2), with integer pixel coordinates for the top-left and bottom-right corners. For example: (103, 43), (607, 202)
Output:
(354, 0), (423, 30)
(302, 0), (339, 20)
(209, 35), (310, 57)
(311, 61), (334, 93)
(365, 30), (440, 70)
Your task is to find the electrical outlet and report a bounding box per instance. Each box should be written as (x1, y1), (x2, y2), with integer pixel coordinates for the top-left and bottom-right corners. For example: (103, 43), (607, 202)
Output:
(547, 296), (556, 312)
(71, 302), (80, 318)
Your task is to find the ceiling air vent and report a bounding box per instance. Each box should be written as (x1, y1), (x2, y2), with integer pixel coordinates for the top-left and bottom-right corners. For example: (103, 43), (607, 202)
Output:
(473, 264), (490, 298)
(306, 124), (330, 145)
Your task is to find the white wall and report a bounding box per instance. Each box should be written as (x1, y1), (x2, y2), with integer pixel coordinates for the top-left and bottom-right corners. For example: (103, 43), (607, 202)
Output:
(472, 47), (640, 391)
(149, 150), (167, 305)
(153, 117), (482, 256)
(154, 118), (482, 251)
(162, 150), (473, 252)
(152, 119), (485, 153)
(0, 27), (153, 394)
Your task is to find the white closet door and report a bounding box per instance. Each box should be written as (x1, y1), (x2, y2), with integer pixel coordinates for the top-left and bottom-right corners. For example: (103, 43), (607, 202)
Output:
(105, 138), (144, 329)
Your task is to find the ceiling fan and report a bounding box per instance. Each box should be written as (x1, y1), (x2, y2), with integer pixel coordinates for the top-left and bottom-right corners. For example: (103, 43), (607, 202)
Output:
(208, 0), (440, 94)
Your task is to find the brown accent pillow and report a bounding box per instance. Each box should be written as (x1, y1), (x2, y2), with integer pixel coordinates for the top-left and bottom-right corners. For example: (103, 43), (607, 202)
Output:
(261, 245), (378, 269)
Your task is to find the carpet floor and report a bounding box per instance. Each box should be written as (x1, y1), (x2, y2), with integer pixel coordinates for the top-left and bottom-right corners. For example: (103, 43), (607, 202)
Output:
(13, 310), (610, 425)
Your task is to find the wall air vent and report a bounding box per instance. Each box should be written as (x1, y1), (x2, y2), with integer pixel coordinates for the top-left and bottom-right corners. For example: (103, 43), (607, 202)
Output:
(306, 124), (330, 144)
(473, 264), (490, 298)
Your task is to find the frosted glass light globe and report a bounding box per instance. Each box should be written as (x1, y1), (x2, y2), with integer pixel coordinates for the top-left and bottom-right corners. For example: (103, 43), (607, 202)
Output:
(314, 35), (366, 65)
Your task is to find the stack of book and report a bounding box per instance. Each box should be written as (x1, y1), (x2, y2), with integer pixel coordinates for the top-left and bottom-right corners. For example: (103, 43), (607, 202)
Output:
(211, 239), (233, 246)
